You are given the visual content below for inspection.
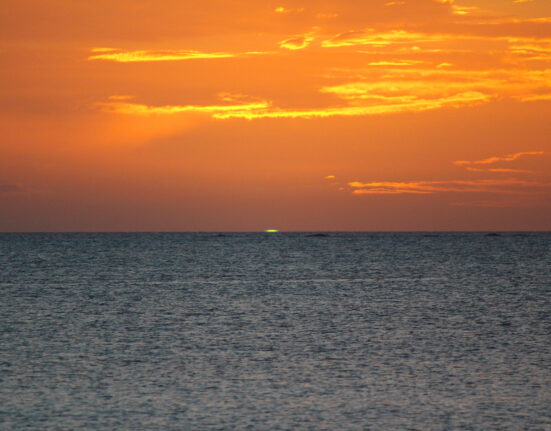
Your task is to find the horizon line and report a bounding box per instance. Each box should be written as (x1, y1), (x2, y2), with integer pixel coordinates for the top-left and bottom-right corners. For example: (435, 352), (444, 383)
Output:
(1, 230), (549, 234)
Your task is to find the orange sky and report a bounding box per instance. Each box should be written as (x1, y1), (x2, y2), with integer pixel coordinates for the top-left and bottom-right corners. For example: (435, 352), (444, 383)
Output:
(1, 0), (550, 231)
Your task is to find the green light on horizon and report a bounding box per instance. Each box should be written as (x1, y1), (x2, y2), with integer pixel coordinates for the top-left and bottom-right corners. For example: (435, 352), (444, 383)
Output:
(265, 229), (279, 233)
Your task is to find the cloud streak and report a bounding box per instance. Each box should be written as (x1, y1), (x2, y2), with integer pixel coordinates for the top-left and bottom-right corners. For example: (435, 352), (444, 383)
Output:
(321, 67), (551, 113)
(88, 48), (270, 62)
(322, 23), (551, 50)
(322, 30), (444, 48)
(465, 168), (534, 173)
(453, 151), (544, 166)
(349, 178), (547, 195)
(96, 99), (271, 116)
(98, 88), (491, 120)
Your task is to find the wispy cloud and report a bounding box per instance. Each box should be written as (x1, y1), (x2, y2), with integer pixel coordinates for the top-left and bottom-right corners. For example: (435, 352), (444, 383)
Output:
(322, 30), (443, 48)
(347, 149), (549, 202)
(451, 5), (480, 16)
(349, 178), (547, 195)
(108, 95), (134, 101)
(91, 17), (551, 120)
(97, 89), (490, 120)
(96, 97), (270, 116)
(274, 6), (304, 14)
(321, 67), (551, 112)
(466, 167), (534, 173)
(217, 92), (490, 119)
(321, 27), (551, 62)
(453, 151), (544, 166)
(368, 60), (424, 66)
(96, 57), (551, 121)
(88, 48), (270, 62)
(279, 33), (315, 50)
(90, 47), (120, 53)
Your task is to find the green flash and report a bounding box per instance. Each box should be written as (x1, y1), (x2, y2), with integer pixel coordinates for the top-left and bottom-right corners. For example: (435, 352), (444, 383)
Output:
(265, 229), (279, 233)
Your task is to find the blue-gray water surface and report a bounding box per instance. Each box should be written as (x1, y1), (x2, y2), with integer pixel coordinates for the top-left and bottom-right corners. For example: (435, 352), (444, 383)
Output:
(1, 233), (550, 430)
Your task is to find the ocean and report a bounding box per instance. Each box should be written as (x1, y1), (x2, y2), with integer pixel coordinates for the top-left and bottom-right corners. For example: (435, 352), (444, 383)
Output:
(1, 232), (550, 430)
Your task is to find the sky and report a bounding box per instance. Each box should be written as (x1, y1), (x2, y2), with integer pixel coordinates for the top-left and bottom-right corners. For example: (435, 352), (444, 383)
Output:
(1, 0), (551, 231)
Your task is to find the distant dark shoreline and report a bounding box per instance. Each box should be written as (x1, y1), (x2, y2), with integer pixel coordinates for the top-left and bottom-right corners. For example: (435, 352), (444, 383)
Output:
(1, 231), (549, 234)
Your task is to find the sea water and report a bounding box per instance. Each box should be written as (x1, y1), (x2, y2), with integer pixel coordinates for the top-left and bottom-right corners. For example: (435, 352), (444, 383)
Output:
(1, 233), (550, 430)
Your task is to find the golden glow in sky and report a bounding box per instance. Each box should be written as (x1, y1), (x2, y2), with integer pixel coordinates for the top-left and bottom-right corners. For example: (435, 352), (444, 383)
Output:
(1, 0), (550, 231)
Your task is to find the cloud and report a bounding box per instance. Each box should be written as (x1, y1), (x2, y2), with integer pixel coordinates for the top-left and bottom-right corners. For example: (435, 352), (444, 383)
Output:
(368, 60), (424, 66)
(221, 91), (490, 119)
(90, 47), (119, 53)
(509, 41), (551, 62)
(87, 48), (270, 62)
(453, 151), (544, 166)
(348, 178), (547, 195)
(88, 9), (551, 122)
(322, 29), (443, 48)
(274, 6), (304, 14)
(96, 58), (551, 120)
(466, 168), (534, 173)
(450, 5), (480, 16)
(108, 95), (134, 101)
(279, 33), (315, 50)
(321, 26), (551, 55)
(515, 94), (551, 102)
(97, 89), (490, 120)
(346, 150), (548, 200)
(96, 97), (270, 116)
(321, 67), (551, 111)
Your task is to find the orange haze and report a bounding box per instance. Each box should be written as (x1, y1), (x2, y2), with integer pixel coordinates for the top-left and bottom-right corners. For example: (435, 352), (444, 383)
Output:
(1, 0), (551, 231)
